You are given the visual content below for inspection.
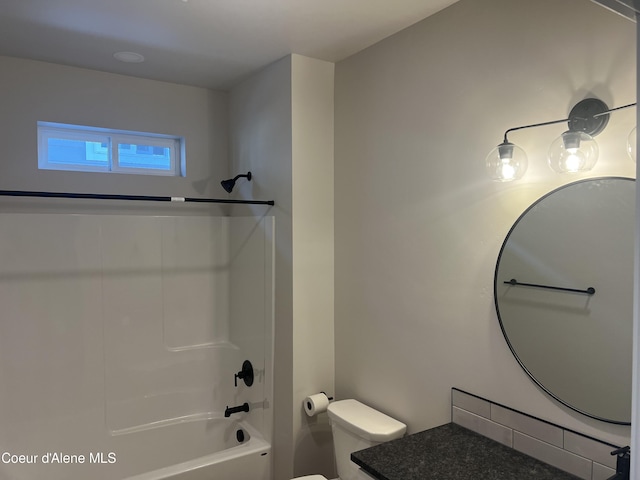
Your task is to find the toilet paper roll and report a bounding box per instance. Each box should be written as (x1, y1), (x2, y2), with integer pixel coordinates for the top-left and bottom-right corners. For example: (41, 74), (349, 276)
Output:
(304, 393), (330, 417)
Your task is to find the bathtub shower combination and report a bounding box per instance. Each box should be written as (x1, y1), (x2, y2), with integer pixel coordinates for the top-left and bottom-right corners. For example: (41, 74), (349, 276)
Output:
(0, 212), (274, 480)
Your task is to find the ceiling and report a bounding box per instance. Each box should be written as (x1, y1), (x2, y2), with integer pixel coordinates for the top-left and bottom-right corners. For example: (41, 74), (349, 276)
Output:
(0, 0), (459, 90)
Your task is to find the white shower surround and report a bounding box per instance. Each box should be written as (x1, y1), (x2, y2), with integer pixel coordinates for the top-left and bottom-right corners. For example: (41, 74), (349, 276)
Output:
(0, 212), (274, 480)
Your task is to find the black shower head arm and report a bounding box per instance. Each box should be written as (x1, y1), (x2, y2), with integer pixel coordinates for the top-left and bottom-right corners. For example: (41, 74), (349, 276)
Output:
(232, 172), (252, 182)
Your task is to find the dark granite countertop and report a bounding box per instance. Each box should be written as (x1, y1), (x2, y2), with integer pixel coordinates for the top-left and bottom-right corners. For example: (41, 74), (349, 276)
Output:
(351, 423), (580, 480)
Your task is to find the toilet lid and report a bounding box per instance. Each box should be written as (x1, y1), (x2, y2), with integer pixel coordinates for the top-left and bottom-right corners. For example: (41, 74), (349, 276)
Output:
(293, 476), (328, 480)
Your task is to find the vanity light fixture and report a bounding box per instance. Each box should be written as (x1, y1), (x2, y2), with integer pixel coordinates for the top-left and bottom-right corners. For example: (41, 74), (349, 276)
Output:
(486, 98), (636, 181)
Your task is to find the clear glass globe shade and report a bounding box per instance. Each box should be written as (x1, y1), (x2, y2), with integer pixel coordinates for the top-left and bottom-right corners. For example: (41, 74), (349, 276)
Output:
(485, 142), (528, 182)
(627, 127), (636, 162)
(547, 131), (598, 174)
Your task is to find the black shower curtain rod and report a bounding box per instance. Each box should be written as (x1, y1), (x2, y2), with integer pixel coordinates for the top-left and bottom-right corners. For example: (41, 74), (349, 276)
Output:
(0, 190), (275, 206)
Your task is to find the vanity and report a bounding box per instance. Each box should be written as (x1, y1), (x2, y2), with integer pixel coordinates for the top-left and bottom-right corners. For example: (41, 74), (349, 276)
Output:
(351, 423), (580, 480)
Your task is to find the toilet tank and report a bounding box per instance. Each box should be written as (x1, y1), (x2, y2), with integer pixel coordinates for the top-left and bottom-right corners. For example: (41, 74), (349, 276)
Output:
(327, 400), (406, 480)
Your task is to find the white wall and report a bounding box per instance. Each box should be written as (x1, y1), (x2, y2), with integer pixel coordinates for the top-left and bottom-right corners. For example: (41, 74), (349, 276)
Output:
(291, 55), (335, 478)
(0, 55), (228, 201)
(334, 0), (635, 447)
(229, 54), (335, 479)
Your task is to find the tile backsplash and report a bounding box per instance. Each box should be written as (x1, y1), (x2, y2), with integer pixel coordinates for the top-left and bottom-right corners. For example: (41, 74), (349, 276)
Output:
(451, 388), (620, 480)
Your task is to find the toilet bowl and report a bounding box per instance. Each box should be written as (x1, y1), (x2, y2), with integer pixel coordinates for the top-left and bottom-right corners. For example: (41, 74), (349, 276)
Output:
(291, 399), (406, 480)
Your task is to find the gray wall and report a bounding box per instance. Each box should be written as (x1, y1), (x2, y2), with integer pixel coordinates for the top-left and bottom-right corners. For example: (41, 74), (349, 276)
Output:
(0, 55), (228, 201)
(230, 56), (295, 480)
(229, 55), (336, 480)
(334, 0), (635, 447)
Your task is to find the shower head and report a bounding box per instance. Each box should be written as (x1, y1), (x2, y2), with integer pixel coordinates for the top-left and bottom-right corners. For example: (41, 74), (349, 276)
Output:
(220, 179), (235, 193)
(221, 171), (252, 193)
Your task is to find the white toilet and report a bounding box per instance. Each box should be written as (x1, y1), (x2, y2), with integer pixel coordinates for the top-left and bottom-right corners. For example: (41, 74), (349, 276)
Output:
(292, 399), (407, 480)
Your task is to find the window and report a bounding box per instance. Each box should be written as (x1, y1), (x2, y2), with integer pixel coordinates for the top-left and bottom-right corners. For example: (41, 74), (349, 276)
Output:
(37, 122), (184, 176)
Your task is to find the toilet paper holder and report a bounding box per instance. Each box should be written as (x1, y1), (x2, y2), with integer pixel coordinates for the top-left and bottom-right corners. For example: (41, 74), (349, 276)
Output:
(304, 391), (334, 417)
(321, 391), (334, 401)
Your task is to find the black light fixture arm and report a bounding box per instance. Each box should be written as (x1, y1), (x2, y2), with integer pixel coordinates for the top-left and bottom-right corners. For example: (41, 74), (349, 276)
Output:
(502, 101), (636, 143)
(503, 117), (570, 143)
(592, 102), (636, 117)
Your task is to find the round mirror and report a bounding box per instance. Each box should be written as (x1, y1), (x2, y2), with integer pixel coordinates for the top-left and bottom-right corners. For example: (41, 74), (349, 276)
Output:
(494, 177), (633, 424)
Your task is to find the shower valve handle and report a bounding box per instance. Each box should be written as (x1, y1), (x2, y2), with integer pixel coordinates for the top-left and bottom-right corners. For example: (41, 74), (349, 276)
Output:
(234, 360), (254, 387)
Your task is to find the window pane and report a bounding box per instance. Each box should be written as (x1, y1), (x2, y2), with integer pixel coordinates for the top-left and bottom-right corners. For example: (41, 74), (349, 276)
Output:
(47, 138), (108, 167)
(118, 143), (171, 171)
(38, 122), (182, 176)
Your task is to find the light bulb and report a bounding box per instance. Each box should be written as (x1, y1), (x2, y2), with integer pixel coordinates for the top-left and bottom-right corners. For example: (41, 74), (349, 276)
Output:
(627, 127), (636, 162)
(500, 160), (516, 181)
(485, 142), (528, 182)
(564, 148), (584, 172)
(548, 131), (598, 174)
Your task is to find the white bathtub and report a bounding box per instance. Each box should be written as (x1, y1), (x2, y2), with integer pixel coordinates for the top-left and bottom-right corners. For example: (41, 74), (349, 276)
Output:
(118, 417), (271, 480)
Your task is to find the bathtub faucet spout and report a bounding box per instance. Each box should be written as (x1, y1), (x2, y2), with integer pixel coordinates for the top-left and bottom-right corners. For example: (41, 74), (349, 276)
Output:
(225, 402), (250, 417)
